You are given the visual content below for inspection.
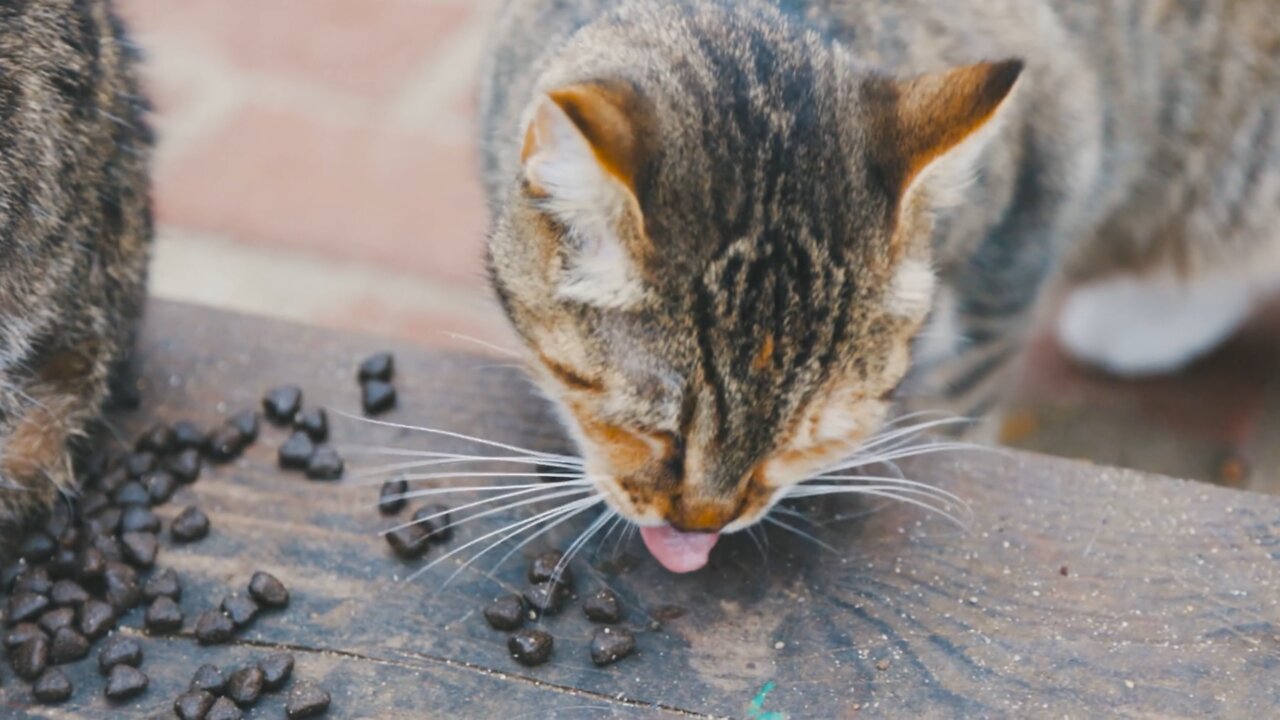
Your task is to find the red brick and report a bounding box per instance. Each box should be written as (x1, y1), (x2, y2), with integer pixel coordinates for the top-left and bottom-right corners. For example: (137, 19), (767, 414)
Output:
(155, 103), (490, 285)
(120, 0), (473, 99)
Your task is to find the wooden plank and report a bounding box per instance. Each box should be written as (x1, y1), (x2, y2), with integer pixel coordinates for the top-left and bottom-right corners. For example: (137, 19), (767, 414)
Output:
(6, 300), (1280, 718)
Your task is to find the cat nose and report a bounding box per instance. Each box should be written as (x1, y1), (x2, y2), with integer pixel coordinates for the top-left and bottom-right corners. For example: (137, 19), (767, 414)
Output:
(665, 500), (736, 533)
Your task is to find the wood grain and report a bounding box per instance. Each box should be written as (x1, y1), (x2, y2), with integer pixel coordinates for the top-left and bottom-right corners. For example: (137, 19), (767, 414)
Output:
(4, 300), (1279, 718)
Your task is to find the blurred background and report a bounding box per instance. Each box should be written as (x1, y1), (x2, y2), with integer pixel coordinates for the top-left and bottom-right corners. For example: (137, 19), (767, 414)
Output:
(118, 0), (1280, 494)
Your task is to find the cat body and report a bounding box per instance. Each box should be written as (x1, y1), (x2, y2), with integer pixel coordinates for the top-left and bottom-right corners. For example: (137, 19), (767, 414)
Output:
(481, 0), (1280, 570)
(0, 0), (153, 523)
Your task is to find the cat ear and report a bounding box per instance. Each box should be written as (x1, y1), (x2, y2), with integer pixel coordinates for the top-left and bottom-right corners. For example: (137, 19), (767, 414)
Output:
(875, 59), (1024, 210)
(520, 82), (650, 309)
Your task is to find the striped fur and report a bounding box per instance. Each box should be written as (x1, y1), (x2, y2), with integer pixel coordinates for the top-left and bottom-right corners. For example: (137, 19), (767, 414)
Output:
(0, 0), (153, 524)
(482, 0), (1280, 531)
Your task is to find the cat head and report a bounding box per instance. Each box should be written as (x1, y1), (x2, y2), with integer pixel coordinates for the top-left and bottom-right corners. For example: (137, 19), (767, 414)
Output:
(486, 5), (1021, 571)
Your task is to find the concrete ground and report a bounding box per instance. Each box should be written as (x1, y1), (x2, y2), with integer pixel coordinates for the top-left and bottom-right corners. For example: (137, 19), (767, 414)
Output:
(119, 0), (1280, 494)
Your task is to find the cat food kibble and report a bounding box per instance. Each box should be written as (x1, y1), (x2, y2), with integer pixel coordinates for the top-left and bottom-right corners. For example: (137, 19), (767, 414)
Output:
(207, 424), (245, 462)
(523, 582), (566, 616)
(589, 627), (636, 666)
(194, 610), (235, 645)
(295, 407), (329, 442)
(39, 607), (75, 634)
(278, 431), (316, 470)
(259, 652), (295, 690)
(143, 568), (182, 600)
(208, 696), (244, 720)
(583, 588), (622, 623)
(305, 446), (344, 480)
(14, 635), (50, 679)
(9, 592), (51, 623)
(228, 410), (260, 442)
(50, 579), (90, 607)
(358, 351), (394, 382)
(385, 524), (431, 559)
(145, 596), (184, 632)
(263, 384), (303, 425)
(103, 561), (142, 611)
(145, 470), (178, 502)
(221, 595), (259, 627)
(286, 680), (332, 718)
(361, 380), (397, 415)
(5, 623), (44, 649)
(14, 566), (52, 594)
(167, 448), (202, 483)
(19, 532), (56, 562)
(248, 571), (290, 608)
(190, 663), (226, 694)
(172, 421), (209, 451)
(121, 531), (158, 568)
(113, 481), (151, 507)
(125, 451), (158, 478)
(78, 600), (116, 639)
(528, 550), (572, 588)
(121, 506), (161, 534)
(508, 629), (554, 666)
(175, 690), (216, 720)
(171, 506), (210, 542)
(105, 664), (149, 700)
(49, 626), (90, 663)
(378, 478), (408, 515)
(226, 665), (265, 707)
(98, 635), (143, 673)
(136, 423), (176, 455)
(484, 595), (525, 631)
(412, 504), (453, 543)
(33, 667), (73, 703)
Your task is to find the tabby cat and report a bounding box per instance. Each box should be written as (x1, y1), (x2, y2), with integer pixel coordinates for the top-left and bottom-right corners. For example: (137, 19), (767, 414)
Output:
(0, 0), (153, 524)
(481, 0), (1280, 571)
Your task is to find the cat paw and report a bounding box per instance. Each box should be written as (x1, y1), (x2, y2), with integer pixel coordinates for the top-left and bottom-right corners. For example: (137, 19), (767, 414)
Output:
(1056, 271), (1254, 377)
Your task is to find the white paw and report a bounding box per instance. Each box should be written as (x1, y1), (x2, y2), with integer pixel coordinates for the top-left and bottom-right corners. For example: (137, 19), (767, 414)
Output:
(1056, 270), (1254, 377)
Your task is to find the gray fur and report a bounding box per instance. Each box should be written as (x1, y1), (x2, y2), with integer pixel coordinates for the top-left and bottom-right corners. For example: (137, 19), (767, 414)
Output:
(482, 0), (1279, 526)
(0, 0), (152, 523)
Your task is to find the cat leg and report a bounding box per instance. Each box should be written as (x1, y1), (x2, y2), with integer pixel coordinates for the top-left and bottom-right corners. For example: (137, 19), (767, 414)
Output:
(1056, 262), (1276, 377)
(0, 345), (107, 523)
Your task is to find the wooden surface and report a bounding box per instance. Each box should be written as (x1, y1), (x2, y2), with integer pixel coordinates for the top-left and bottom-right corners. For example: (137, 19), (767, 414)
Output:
(6, 300), (1280, 719)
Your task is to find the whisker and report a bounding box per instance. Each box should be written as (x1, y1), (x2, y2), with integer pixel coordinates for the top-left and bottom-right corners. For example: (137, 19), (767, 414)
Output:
(593, 514), (627, 562)
(343, 455), (584, 483)
(352, 471), (589, 492)
(382, 485), (593, 537)
(810, 474), (970, 509)
(338, 445), (583, 468)
(441, 502), (601, 589)
(787, 486), (970, 529)
(546, 509), (615, 592)
(763, 516), (839, 553)
(329, 409), (579, 461)
(381, 480), (593, 506)
(830, 441), (985, 471)
(444, 332), (522, 358)
(611, 522), (635, 560)
(745, 525), (767, 563)
(411, 496), (601, 583)
(425, 496), (605, 586)
(797, 482), (972, 519)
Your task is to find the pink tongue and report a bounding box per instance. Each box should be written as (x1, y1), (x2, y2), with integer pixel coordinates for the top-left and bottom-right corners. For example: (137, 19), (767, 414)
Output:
(640, 526), (720, 573)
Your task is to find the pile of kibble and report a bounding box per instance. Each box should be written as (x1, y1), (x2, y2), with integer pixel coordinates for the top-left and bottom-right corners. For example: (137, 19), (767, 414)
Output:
(481, 551), (636, 667)
(0, 349), (409, 715)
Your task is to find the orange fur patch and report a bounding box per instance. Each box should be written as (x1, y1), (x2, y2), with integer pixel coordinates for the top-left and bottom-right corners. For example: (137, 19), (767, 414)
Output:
(1, 394), (75, 487)
(753, 335), (774, 371)
(547, 83), (645, 193)
(894, 60), (1023, 192)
